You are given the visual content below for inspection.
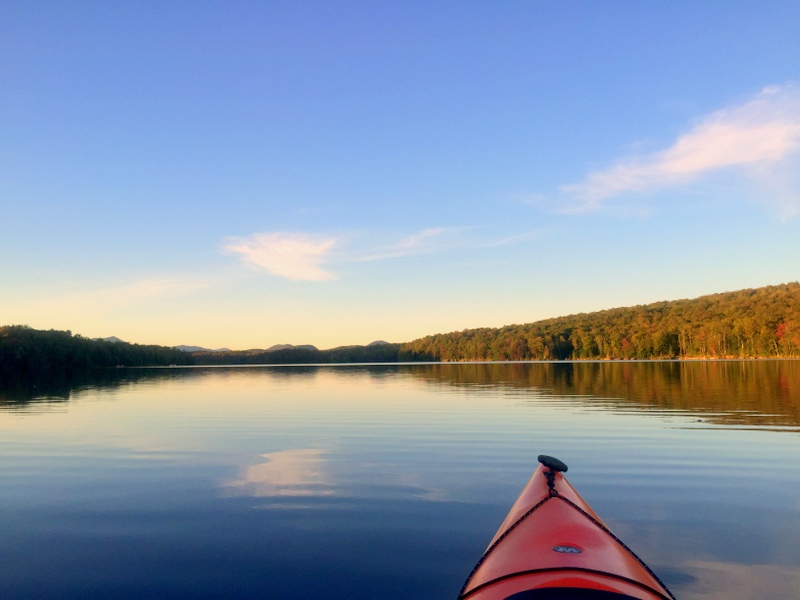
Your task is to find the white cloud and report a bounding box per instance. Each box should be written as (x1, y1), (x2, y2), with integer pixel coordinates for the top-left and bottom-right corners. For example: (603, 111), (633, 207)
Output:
(222, 232), (338, 281)
(561, 83), (800, 217)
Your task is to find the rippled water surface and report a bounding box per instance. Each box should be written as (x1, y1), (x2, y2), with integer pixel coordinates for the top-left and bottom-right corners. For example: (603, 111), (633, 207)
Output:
(1, 361), (799, 599)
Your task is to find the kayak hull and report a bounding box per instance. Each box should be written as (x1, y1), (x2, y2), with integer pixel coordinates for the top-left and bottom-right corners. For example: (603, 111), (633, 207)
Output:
(458, 460), (674, 600)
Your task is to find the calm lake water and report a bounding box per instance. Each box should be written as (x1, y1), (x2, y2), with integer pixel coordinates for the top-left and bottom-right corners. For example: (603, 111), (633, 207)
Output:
(1, 361), (799, 599)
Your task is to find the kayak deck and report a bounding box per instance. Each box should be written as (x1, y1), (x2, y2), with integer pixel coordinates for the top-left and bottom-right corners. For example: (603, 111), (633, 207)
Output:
(458, 457), (674, 600)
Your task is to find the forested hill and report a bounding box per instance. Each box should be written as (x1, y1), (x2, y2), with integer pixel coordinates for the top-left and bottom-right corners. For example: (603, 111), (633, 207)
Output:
(2, 283), (799, 374)
(398, 283), (800, 361)
(0, 326), (192, 378)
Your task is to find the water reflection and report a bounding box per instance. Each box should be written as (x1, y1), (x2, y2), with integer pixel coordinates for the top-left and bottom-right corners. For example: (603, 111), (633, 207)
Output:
(221, 449), (334, 498)
(0, 362), (798, 599)
(402, 361), (800, 428)
(4, 361), (798, 428)
(676, 561), (800, 600)
(0, 367), (192, 408)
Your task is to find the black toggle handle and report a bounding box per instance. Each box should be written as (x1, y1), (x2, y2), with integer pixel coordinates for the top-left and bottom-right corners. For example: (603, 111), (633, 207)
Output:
(538, 455), (568, 473)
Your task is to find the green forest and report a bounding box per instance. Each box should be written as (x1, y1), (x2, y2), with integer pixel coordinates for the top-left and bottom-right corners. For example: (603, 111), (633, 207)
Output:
(0, 326), (192, 379)
(2, 283), (799, 381)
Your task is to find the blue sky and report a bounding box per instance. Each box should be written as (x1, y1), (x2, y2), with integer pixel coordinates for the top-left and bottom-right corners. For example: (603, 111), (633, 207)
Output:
(2, 2), (799, 350)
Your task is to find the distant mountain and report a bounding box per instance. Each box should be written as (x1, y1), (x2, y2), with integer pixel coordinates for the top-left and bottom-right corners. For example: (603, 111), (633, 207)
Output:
(367, 340), (389, 346)
(174, 345), (231, 353)
(265, 344), (319, 352)
(190, 341), (401, 365)
(95, 336), (126, 343)
(265, 344), (293, 352)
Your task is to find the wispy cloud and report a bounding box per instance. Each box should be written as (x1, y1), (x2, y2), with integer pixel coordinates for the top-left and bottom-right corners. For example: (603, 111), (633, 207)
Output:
(0, 274), (214, 334)
(104, 276), (211, 301)
(42, 275), (211, 306)
(222, 232), (338, 281)
(561, 84), (800, 217)
(222, 226), (539, 281)
(479, 230), (543, 248)
(358, 227), (458, 261)
(365, 227), (541, 256)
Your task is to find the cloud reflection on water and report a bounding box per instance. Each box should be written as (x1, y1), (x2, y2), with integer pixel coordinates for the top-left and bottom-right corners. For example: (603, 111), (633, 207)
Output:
(674, 560), (800, 600)
(221, 448), (335, 498)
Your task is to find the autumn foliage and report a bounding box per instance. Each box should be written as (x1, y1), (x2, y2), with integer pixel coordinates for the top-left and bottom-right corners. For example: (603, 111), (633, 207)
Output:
(399, 282), (800, 361)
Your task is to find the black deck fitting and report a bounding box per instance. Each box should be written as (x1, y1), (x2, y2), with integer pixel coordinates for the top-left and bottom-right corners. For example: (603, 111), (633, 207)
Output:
(537, 455), (568, 473)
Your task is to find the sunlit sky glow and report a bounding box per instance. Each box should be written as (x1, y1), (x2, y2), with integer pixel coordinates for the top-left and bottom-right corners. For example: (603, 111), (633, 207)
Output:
(2, 2), (799, 350)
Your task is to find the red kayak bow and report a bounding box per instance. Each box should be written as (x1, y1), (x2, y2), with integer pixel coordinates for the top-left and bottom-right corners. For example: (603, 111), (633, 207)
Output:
(458, 456), (675, 600)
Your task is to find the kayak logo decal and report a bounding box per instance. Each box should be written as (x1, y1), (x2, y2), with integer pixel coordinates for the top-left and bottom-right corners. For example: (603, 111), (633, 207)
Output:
(552, 545), (582, 554)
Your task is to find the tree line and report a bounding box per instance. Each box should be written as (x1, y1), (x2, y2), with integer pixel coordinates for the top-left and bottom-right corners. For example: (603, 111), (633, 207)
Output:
(2, 283), (799, 381)
(0, 326), (192, 380)
(398, 282), (800, 361)
(0, 325), (404, 381)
